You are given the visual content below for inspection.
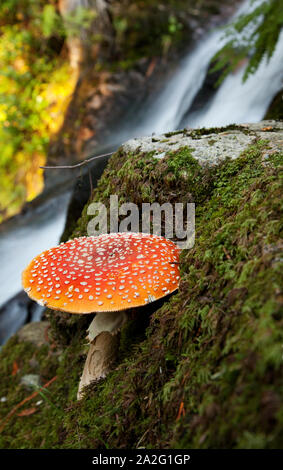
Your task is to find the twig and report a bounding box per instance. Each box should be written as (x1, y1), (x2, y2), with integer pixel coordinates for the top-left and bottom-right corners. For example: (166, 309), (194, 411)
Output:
(223, 246), (232, 260)
(136, 428), (150, 448)
(40, 151), (113, 170)
(176, 401), (185, 421)
(0, 376), (57, 433)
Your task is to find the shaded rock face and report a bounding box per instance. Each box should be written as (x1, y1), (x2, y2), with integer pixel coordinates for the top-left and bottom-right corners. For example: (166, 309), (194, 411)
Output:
(264, 90), (283, 121)
(0, 121), (282, 449)
(59, 151), (112, 243)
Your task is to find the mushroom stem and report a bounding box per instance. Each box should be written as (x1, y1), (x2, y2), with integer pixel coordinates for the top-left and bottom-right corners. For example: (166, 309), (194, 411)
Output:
(77, 331), (120, 400)
(77, 310), (129, 400)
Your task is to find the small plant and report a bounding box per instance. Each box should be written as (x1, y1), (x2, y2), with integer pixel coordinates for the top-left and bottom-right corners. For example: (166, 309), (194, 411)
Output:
(212, 0), (283, 83)
(0, 0), (75, 222)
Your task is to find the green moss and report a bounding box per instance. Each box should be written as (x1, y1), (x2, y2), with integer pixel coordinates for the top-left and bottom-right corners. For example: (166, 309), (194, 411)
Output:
(0, 330), (91, 448)
(164, 129), (188, 137)
(0, 336), (61, 448)
(0, 135), (282, 449)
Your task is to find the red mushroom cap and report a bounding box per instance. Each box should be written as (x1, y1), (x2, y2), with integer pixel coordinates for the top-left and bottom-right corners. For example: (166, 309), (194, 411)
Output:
(22, 232), (180, 314)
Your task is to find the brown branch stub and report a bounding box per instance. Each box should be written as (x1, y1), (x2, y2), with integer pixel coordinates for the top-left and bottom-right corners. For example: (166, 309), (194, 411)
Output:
(176, 401), (185, 421)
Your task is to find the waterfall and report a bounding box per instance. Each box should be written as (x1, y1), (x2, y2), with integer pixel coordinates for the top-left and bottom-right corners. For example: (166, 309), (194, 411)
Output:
(186, 30), (283, 127)
(130, 0), (282, 136)
(133, 30), (225, 135)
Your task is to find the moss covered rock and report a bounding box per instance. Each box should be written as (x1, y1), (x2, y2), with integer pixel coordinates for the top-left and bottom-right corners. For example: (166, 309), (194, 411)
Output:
(0, 121), (282, 449)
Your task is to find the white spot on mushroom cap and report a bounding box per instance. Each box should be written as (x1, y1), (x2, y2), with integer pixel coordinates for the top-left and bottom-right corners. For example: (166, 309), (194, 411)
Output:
(22, 232), (180, 313)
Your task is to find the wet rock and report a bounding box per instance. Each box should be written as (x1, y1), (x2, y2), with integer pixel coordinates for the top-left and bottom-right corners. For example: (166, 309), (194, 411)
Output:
(0, 291), (45, 346)
(122, 120), (283, 167)
(20, 374), (42, 390)
(17, 321), (50, 348)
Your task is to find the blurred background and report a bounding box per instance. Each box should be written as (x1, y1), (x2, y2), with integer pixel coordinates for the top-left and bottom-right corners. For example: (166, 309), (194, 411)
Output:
(0, 0), (282, 343)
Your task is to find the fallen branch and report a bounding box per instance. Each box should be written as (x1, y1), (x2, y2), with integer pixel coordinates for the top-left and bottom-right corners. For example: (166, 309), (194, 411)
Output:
(0, 375), (57, 433)
(40, 151), (113, 170)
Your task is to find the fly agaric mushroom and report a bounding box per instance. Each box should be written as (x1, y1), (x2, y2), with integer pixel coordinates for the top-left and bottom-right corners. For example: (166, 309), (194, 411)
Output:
(22, 232), (180, 399)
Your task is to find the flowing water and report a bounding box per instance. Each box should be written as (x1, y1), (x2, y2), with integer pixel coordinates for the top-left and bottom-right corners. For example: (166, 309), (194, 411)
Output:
(185, 31), (283, 128)
(0, 0), (282, 343)
(0, 191), (72, 308)
(117, 0), (282, 138)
